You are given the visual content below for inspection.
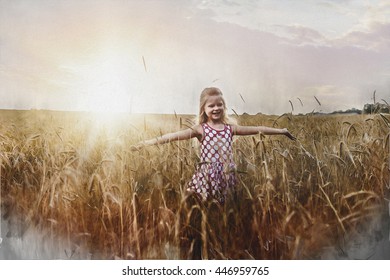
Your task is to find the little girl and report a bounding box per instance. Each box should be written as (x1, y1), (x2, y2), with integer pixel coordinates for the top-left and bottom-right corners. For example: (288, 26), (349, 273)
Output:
(132, 87), (295, 203)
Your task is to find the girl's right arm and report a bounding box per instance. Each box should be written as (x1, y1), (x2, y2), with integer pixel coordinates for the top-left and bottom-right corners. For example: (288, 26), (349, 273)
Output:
(131, 125), (202, 151)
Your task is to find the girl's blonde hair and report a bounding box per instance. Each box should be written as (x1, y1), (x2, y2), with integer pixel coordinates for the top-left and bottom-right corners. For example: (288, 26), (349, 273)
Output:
(198, 87), (233, 124)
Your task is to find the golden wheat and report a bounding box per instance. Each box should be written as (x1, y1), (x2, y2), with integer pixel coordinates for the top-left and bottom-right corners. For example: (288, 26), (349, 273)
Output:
(0, 110), (388, 259)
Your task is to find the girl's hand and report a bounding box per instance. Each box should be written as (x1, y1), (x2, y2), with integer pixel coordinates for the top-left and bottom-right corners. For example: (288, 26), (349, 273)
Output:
(130, 139), (155, 151)
(130, 145), (141, 152)
(130, 144), (143, 152)
(282, 128), (296, 140)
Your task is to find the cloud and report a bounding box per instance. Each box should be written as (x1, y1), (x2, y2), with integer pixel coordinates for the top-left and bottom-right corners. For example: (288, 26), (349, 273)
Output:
(332, 22), (390, 51)
(359, 0), (390, 27)
(197, 0), (390, 46)
(275, 24), (328, 46)
(1, 0), (389, 114)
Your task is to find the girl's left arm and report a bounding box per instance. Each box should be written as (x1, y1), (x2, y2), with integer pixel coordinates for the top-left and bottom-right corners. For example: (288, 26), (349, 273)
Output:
(232, 125), (296, 140)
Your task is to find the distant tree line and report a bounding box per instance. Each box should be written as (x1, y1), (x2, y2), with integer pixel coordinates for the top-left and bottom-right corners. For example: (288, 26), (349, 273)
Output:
(362, 102), (390, 114)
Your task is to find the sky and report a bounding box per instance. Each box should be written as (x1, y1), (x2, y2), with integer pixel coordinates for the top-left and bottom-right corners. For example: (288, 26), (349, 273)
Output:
(0, 0), (389, 115)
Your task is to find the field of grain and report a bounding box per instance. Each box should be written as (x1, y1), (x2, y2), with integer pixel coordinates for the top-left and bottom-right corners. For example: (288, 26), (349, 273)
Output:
(0, 110), (389, 259)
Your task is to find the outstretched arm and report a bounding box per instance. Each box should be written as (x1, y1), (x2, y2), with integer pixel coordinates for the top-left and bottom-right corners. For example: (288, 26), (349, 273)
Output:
(131, 125), (202, 151)
(233, 125), (296, 140)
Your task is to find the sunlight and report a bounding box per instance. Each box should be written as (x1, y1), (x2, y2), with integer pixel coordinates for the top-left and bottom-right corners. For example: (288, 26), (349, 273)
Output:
(73, 45), (144, 114)
(85, 48), (133, 113)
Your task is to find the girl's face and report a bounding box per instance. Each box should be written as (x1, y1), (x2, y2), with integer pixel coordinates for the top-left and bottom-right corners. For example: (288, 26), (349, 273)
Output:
(204, 95), (225, 122)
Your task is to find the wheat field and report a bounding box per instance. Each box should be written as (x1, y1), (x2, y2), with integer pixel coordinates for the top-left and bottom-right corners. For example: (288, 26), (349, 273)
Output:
(0, 110), (389, 259)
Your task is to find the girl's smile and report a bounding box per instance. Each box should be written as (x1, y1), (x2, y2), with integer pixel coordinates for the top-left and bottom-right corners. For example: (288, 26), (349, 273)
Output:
(205, 96), (225, 123)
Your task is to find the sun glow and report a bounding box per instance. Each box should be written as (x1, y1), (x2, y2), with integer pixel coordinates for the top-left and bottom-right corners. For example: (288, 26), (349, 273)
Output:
(68, 45), (145, 113)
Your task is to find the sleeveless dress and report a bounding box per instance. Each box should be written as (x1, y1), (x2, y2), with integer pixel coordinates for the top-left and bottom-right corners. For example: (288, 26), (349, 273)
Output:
(188, 123), (237, 203)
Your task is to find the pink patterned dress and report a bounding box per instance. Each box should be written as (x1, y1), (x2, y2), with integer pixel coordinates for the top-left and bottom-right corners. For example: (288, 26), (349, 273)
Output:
(188, 123), (237, 203)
